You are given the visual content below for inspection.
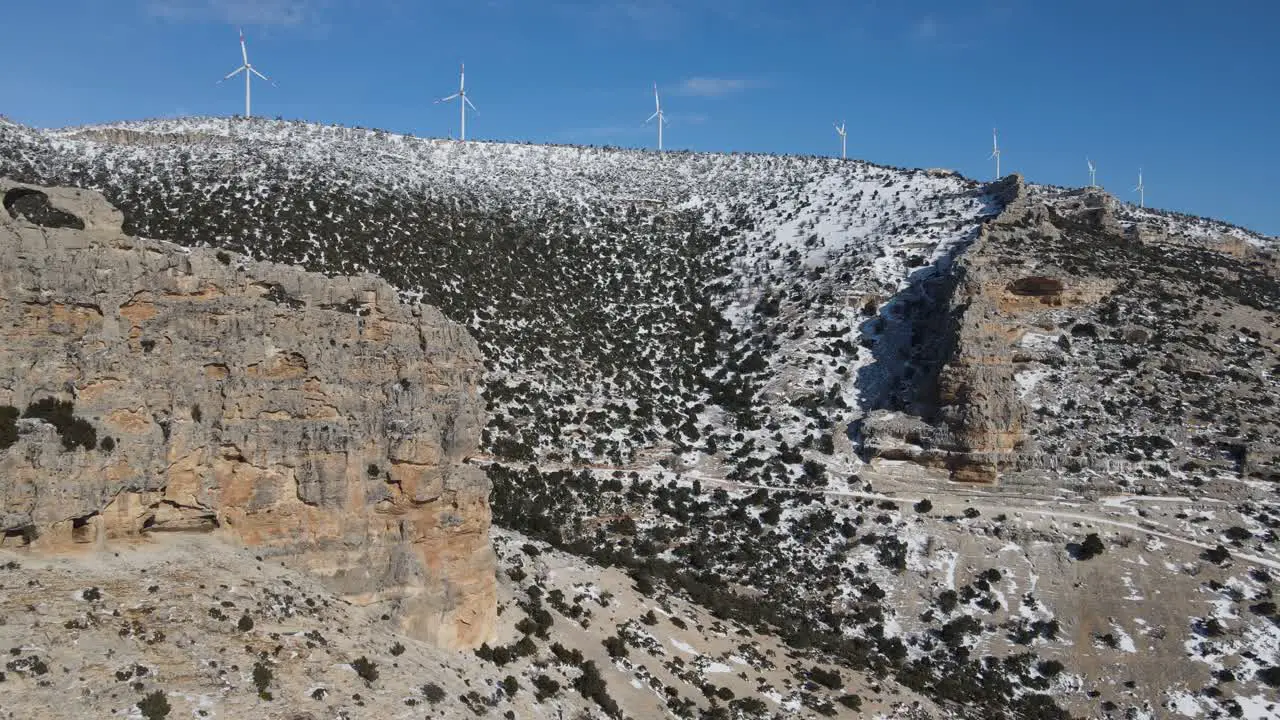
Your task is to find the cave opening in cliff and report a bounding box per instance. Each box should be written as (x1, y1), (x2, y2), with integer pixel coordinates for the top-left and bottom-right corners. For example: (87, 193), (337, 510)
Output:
(2, 187), (86, 230)
(2, 525), (38, 547)
(71, 513), (97, 544)
(1007, 276), (1065, 298)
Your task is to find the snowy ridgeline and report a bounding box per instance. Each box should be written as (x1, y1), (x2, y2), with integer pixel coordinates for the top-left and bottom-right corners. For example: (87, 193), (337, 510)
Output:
(1, 116), (997, 478)
(1025, 182), (1277, 250)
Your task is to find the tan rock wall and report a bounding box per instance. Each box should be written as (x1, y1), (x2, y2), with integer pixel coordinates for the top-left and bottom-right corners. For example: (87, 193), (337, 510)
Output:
(0, 179), (495, 649)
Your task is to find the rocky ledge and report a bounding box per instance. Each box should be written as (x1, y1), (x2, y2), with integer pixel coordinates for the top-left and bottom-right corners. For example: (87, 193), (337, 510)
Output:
(0, 179), (495, 649)
(864, 174), (1279, 488)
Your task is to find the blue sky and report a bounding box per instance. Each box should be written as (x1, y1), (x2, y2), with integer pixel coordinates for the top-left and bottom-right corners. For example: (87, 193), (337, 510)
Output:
(2, 0), (1278, 235)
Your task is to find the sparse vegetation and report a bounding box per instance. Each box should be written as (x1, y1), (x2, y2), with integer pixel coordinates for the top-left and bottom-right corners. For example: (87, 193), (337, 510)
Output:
(350, 656), (378, 684)
(137, 690), (171, 720)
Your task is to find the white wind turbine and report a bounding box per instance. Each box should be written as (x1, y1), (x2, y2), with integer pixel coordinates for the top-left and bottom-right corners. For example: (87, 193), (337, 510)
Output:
(1087, 157), (1097, 188)
(645, 83), (667, 151)
(1134, 168), (1145, 208)
(989, 128), (1002, 179)
(437, 63), (478, 141)
(219, 28), (274, 118)
(834, 121), (847, 160)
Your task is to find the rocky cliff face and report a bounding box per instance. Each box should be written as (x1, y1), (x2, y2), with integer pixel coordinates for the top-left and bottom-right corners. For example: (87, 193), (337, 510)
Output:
(865, 174), (1280, 488)
(0, 178), (495, 649)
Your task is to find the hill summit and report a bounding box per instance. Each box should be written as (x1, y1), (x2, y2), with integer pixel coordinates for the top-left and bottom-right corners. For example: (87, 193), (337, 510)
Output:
(2, 116), (1279, 720)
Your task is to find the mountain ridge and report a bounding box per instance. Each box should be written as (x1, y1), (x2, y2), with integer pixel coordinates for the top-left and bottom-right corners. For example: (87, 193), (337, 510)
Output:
(3, 115), (1279, 720)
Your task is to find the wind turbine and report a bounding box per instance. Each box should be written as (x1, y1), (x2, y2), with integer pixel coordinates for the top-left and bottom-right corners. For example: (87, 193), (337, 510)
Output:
(645, 83), (667, 151)
(989, 128), (1002, 179)
(1087, 157), (1097, 188)
(437, 63), (478, 141)
(219, 28), (274, 118)
(1134, 168), (1145, 208)
(834, 121), (847, 160)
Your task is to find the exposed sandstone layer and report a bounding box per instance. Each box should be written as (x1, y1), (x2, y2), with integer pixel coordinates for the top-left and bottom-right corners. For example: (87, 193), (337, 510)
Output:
(865, 175), (1279, 487)
(926, 179), (1117, 483)
(0, 179), (495, 649)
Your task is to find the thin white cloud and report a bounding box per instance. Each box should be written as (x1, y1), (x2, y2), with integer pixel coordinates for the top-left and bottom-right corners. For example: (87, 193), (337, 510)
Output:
(675, 77), (756, 97)
(913, 14), (940, 41)
(145, 0), (323, 26)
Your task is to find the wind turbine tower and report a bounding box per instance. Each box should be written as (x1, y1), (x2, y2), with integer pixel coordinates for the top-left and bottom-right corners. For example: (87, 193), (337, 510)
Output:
(645, 83), (667, 151)
(1134, 169), (1145, 208)
(437, 63), (478, 141)
(1087, 158), (1097, 188)
(989, 128), (1002, 179)
(220, 28), (274, 118)
(835, 121), (847, 160)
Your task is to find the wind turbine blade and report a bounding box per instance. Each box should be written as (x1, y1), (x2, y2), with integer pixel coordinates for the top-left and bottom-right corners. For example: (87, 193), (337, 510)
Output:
(220, 66), (247, 82)
(250, 68), (275, 85)
(645, 111), (659, 124)
(464, 96), (478, 112)
(240, 28), (249, 65)
(436, 93), (460, 104)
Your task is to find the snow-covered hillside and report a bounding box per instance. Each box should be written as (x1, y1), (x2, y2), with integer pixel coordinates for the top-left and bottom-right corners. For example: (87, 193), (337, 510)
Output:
(1, 116), (997, 483)
(4, 117), (1278, 720)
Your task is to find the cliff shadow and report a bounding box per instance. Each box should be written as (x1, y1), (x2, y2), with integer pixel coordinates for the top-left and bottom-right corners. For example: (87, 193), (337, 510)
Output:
(847, 188), (1007, 455)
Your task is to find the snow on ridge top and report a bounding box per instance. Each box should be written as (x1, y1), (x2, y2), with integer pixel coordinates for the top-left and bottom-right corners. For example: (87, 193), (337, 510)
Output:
(1027, 182), (1276, 250)
(40, 116), (981, 212)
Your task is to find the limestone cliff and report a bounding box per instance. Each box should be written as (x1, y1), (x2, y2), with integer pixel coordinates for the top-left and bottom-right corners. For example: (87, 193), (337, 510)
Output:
(865, 174), (1280, 487)
(0, 179), (496, 649)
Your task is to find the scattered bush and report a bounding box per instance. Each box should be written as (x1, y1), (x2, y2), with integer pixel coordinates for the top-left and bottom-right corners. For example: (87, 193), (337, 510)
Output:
(914, 498), (933, 514)
(603, 635), (629, 659)
(1203, 545), (1231, 565)
(532, 674), (562, 701)
(137, 690), (171, 720)
(390, 641), (405, 656)
(837, 694), (863, 711)
(501, 675), (520, 696)
(808, 666), (842, 690)
(252, 662), (273, 699)
(573, 661), (619, 717)
(422, 683), (446, 703)
(22, 398), (96, 451)
(1076, 533), (1105, 560)
(350, 656), (378, 684)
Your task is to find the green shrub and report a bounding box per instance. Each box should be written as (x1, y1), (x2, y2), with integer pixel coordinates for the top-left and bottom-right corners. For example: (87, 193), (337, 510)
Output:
(252, 661), (273, 698)
(351, 656), (378, 684)
(837, 694), (862, 710)
(22, 398), (97, 451)
(1077, 533), (1105, 560)
(137, 690), (171, 720)
(422, 683), (446, 703)
(532, 674), (561, 701)
(602, 635), (629, 659)
(501, 675), (519, 696)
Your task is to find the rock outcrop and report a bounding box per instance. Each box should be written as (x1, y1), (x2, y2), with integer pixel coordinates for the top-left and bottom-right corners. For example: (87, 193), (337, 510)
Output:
(865, 175), (1280, 487)
(0, 179), (495, 649)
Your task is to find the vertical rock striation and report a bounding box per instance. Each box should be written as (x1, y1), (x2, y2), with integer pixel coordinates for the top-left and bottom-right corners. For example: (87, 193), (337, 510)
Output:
(0, 179), (495, 649)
